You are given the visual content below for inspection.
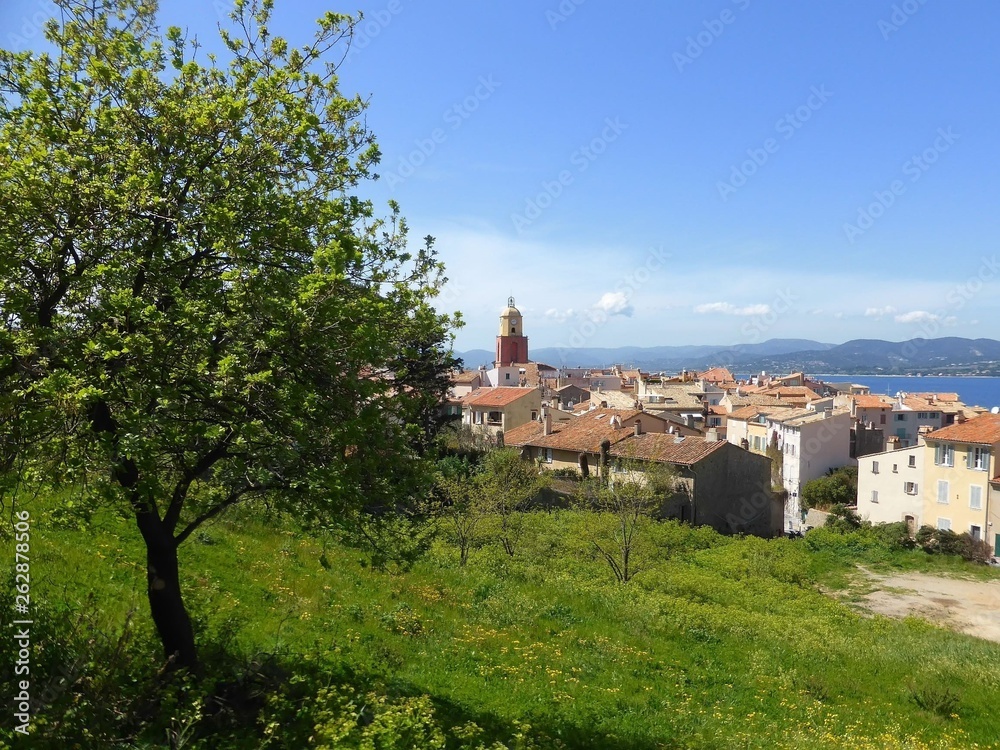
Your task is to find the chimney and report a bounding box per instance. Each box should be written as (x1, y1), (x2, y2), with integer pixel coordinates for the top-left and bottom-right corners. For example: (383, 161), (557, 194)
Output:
(610, 415), (621, 429)
(706, 428), (719, 443)
(543, 408), (552, 436)
(634, 420), (642, 437)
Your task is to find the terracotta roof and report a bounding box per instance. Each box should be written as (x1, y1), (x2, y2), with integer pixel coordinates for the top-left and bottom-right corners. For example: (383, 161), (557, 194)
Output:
(853, 395), (894, 409)
(757, 386), (822, 402)
(504, 408), (643, 453)
(610, 434), (727, 465)
(912, 392), (961, 403)
(462, 387), (538, 408)
(925, 414), (1000, 445)
(724, 394), (794, 409)
(708, 405), (728, 416)
(590, 390), (642, 410)
(727, 406), (765, 421)
(451, 370), (483, 384)
(900, 396), (944, 412)
(699, 367), (734, 384)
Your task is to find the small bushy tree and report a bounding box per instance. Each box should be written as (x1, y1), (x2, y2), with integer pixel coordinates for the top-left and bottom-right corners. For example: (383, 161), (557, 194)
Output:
(477, 448), (545, 557)
(802, 467), (857, 511)
(576, 460), (677, 583)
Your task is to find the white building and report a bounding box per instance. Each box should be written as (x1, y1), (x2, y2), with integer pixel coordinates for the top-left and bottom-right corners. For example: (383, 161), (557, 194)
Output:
(770, 409), (854, 529)
(856, 444), (923, 531)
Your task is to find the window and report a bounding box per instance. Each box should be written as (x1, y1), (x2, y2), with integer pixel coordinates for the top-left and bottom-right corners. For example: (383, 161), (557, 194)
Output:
(872, 461), (879, 474)
(531, 410), (538, 421)
(504, 373), (510, 381)
(934, 444), (954, 467)
(908, 455), (916, 468)
(968, 446), (989, 471)
(892, 464), (898, 473)
(545, 448), (553, 464)
(937, 518), (952, 531)
(937, 480), (949, 505)
(970, 485), (983, 511)
(904, 482), (918, 495)
(971, 525), (982, 541)
(870, 490), (879, 504)
(895, 413), (906, 421)
(879, 414), (886, 425)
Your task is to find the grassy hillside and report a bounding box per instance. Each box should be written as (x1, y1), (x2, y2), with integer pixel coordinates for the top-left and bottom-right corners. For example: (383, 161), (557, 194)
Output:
(4, 498), (1000, 749)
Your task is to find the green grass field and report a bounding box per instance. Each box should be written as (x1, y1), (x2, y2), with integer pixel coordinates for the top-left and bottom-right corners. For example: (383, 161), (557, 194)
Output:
(4, 497), (1000, 749)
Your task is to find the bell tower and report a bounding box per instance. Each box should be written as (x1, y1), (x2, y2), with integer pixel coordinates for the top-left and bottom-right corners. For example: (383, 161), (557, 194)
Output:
(495, 296), (529, 366)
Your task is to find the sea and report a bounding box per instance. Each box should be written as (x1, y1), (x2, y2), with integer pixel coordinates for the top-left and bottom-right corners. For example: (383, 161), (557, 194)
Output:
(811, 375), (1000, 411)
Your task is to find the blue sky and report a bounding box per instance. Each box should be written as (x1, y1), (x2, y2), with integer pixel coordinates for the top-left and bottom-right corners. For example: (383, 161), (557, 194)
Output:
(5, 0), (1000, 352)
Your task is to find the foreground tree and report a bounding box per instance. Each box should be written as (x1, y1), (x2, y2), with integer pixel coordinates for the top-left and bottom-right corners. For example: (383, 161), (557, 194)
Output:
(576, 459), (676, 583)
(476, 448), (545, 557)
(0, 0), (457, 668)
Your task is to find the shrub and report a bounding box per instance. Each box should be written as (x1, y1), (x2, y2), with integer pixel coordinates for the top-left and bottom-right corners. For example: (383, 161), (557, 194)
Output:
(824, 504), (862, 533)
(914, 526), (991, 563)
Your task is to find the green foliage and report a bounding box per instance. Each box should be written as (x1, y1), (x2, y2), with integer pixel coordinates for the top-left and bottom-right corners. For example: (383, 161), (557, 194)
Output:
(475, 448), (546, 557)
(6, 494), (1000, 748)
(574, 461), (677, 583)
(824, 503), (862, 533)
(0, 0), (458, 665)
(801, 467), (857, 511)
(914, 525), (993, 563)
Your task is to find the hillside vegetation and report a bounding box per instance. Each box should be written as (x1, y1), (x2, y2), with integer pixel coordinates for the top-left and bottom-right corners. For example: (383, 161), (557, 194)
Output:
(3, 498), (1000, 749)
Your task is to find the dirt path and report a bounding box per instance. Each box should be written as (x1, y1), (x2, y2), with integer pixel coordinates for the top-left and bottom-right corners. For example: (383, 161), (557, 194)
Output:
(848, 567), (1000, 642)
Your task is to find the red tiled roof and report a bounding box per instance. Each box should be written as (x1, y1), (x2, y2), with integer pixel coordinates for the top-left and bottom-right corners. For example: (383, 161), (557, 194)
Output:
(451, 370), (483, 384)
(912, 392), (961, 403)
(853, 394), (894, 409)
(699, 367), (734, 383)
(758, 386), (822, 402)
(725, 394), (794, 409)
(462, 387), (538, 408)
(504, 408), (643, 453)
(610, 434), (727, 465)
(924, 414), (1000, 445)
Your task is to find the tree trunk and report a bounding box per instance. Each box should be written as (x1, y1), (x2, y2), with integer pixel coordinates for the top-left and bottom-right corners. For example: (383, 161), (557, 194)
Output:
(137, 511), (198, 670)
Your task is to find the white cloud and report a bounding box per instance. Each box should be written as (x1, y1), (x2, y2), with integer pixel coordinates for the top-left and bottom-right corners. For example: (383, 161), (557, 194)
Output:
(693, 302), (772, 316)
(545, 307), (575, 323)
(864, 306), (897, 319)
(894, 310), (939, 324)
(594, 291), (633, 317)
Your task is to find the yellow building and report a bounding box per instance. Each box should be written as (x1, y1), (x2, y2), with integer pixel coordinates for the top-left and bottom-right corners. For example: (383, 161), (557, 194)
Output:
(922, 414), (1000, 555)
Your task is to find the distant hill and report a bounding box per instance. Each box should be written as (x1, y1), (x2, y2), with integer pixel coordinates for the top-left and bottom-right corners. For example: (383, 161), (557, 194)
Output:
(455, 337), (1000, 375)
(455, 339), (834, 371)
(734, 337), (1000, 375)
